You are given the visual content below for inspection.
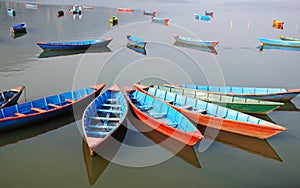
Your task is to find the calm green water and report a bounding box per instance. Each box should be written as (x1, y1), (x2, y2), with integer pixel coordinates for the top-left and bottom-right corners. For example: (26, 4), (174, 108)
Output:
(0, 0), (300, 187)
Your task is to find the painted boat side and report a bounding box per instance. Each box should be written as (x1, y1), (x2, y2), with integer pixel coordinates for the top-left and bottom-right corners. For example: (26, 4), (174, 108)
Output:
(258, 38), (300, 47)
(10, 23), (27, 33)
(195, 14), (211, 21)
(0, 84), (105, 132)
(159, 85), (283, 114)
(143, 10), (156, 16)
(124, 87), (203, 146)
(178, 84), (300, 102)
(37, 39), (112, 51)
(135, 84), (286, 139)
(174, 35), (218, 47)
(279, 36), (300, 41)
(151, 17), (169, 26)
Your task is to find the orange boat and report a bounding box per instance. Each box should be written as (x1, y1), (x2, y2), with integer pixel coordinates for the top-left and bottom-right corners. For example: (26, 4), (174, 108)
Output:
(273, 20), (284, 30)
(135, 84), (286, 139)
(118, 8), (133, 12)
(124, 86), (203, 146)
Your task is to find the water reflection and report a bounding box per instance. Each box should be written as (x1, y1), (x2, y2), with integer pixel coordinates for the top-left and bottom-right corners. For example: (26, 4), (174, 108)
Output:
(126, 110), (201, 168)
(82, 140), (110, 185)
(199, 126), (282, 161)
(0, 113), (75, 147)
(174, 42), (217, 54)
(10, 31), (27, 39)
(258, 45), (300, 52)
(126, 44), (147, 55)
(38, 46), (112, 58)
(276, 101), (300, 112)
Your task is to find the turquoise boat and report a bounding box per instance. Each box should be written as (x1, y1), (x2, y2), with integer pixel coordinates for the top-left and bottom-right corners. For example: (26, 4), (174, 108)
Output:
(258, 38), (300, 48)
(153, 85), (284, 114)
(126, 34), (147, 49)
(175, 84), (300, 102)
(82, 85), (128, 156)
(279, 36), (300, 41)
(195, 14), (210, 21)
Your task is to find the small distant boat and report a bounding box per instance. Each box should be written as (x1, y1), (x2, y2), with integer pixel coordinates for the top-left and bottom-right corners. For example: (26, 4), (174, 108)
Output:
(272, 20), (284, 30)
(0, 86), (25, 109)
(205, 11), (214, 17)
(25, 4), (39, 9)
(57, 10), (64, 17)
(173, 41), (217, 54)
(135, 84), (286, 139)
(154, 85), (284, 114)
(118, 8), (133, 12)
(124, 86), (203, 146)
(109, 16), (118, 26)
(126, 45), (147, 55)
(143, 10), (156, 16)
(176, 84), (300, 102)
(195, 14), (210, 21)
(279, 36), (300, 41)
(10, 31), (27, 39)
(82, 85), (128, 156)
(10, 23), (27, 33)
(258, 38), (300, 48)
(151, 17), (169, 26)
(37, 38), (112, 51)
(0, 84), (105, 132)
(126, 34), (147, 49)
(174, 35), (219, 47)
(7, 8), (16, 16)
(82, 5), (94, 9)
(68, 5), (82, 14)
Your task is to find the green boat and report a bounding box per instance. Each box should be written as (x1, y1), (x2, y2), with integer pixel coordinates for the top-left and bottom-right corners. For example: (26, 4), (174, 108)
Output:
(151, 85), (284, 114)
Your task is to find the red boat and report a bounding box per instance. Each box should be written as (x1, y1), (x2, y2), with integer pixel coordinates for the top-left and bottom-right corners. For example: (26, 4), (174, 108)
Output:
(124, 86), (203, 146)
(135, 84), (286, 139)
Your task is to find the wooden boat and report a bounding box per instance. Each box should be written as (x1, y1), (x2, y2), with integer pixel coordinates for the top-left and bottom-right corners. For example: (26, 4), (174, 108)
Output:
(57, 10), (64, 17)
(36, 38), (112, 51)
(273, 20), (284, 26)
(135, 84), (286, 139)
(25, 4), (39, 9)
(7, 8), (16, 16)
(279, 36), (300, 41)
(82, 85), (128, 156)
(82, 5), (94, 9)
(124, 86), (203, 146)
(0, 86), (25, 109)
(205, 11), (214, 17)
(153, 85), (284, 114)
(118, 8), (133, 12)
(176, 84), (300, 102)
(174, 41), (217, 54)
(0, 84), (105, 132)
(143, 10), (156, 16)
(10, 31), (27, 39)
(258, 38), (300, 48)
(126, 44), (147, 55)
(174, 35), (218, 47)
(68, 5), (82, 14)
(126, 35), (147, 49)
(127, 110), (201, 168)
(10, 23), (27, 33)
(151, 17), (169, 26)
(109, 16), (118, 26)
(195, 14), (210, 21)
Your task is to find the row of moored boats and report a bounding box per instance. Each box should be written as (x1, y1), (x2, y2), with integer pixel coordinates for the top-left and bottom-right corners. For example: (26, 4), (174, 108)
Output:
(1, 83), (299, 156)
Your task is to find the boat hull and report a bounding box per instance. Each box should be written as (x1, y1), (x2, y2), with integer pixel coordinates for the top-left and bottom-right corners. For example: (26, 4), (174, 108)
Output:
(37, 39), (112, 51)
(0, 86), (25, 109)
(174, 35), (218, 47)
(258, 38), (300, 48)
(0, 84), (105, 132)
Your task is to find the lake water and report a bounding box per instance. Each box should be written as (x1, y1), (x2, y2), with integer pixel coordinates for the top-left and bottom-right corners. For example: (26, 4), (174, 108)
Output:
(0, 0), (300, 187)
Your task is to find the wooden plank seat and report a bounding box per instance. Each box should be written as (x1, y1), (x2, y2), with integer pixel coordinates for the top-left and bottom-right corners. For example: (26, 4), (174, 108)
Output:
(48, 103), (61, 108)
(88, 124), (116, 129)
(31, 107), (47, 113)
(97, 109), (123, 114)
(138, 104), (154, 111)
(90, 117), (120, 121)
(148, 112), (167, 118)
(86, 130), (110, 136)
(102, 104), (121, 108)
(167, 122), (179, 128)
(65, 99), (76, 103)
(180, 105), (193, 110)
(194, 109), (207, 114)
(15, 112), (26, 117)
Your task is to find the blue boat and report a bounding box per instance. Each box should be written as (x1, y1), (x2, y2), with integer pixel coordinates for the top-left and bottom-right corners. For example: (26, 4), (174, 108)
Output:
(175, 84), (300, 102)
(36, 38), (112, 51)
(143, 10), (156, 16)
(0, 84), (105, 132)
(279, 36), (300, 41)
(195, 14), (210, 21)
(126, 34), (147, 49)
(7, 8), (16, 16)
(258, 38), (300, 48)
(0, 86), (25, 109)
(82, 85), (128, 156)
(10, 23), (27, 33)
